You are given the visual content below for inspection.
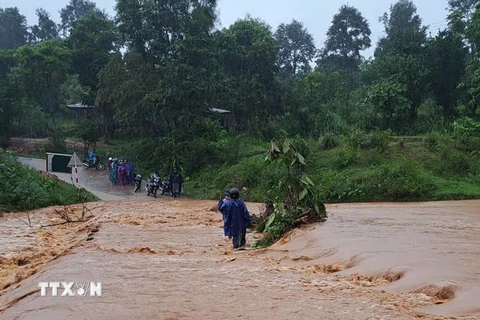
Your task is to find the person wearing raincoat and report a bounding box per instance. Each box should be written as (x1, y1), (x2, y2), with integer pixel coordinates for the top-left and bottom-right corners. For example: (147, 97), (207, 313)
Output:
(218, 188), (251, 249)
(117, 160), (127, 186)
(218, 189), (231, 236)
(110, 159), (118, 184)
(169, 167), (184, 198)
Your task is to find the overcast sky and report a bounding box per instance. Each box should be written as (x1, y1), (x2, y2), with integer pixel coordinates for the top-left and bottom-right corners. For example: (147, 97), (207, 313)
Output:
(1, 0), (449, 57)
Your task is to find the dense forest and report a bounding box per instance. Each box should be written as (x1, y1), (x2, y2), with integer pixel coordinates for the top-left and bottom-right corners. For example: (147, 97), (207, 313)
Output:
(1, 0), (480, 206)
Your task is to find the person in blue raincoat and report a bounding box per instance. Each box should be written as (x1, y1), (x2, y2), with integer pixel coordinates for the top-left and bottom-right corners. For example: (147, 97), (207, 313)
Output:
(89, 150), (97, 166)
(110, 158), (118, 184)
(218, 189), (231, 236)
(218, 188), (251, 249)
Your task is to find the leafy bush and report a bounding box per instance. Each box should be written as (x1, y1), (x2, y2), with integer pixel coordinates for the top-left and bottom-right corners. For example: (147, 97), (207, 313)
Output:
(423, 131), (440, 151)
(453, 117), (480, 137)
(369, 129), (390, 152)
(47, 127), (67, 153)
(319, 133), (340, 150)
(322, 159), (436, 202)
(0, 149), (97, 212)
(336, 145), (361, 168)
(256, 137), (326, 247)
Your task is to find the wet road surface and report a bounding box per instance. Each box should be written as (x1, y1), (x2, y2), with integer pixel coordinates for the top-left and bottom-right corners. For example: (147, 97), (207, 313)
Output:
(18, 157), (156, 201)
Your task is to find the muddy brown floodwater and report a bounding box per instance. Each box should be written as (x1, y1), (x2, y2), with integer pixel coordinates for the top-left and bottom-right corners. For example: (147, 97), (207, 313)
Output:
(1, 196), (480, 320)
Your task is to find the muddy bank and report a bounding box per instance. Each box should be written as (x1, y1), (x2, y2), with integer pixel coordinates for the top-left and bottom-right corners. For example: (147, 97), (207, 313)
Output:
(0, 199), (479, 319)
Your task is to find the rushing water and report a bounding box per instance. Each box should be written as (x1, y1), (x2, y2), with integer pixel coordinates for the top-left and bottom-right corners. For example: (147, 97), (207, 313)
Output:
(1, 158), (478, 319)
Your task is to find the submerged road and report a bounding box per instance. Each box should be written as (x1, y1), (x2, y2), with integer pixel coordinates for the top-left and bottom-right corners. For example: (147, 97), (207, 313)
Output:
(0, 156), (477, 319)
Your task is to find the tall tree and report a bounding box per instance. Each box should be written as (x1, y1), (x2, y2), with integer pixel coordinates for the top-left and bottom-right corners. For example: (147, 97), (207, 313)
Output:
(29, 8), (58, 43)
(0, 50), (18, 142)
(13, 40), (72, 128)
(68, 13), (119, 105)
(116, 0), (217, 59)
(375, 0), (427, 57)
(0, 7), (28, 50)
(274, 19), (316, 77)
(217, 17), (278, 129)
(448, 0), (480, 54)
(448, 0), (479, 24)
(59, 0), (105, 34)
(318, 5), (371, 71)
(425, 30), (467, 119)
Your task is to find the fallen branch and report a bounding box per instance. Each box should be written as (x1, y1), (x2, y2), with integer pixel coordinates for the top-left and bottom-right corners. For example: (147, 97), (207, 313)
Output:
(40, 220), (89, 228)
(15, 211), (35, 228)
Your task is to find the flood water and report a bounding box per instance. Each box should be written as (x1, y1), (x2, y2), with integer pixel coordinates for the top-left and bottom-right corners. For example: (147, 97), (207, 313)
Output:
(0, 158), (478, 319)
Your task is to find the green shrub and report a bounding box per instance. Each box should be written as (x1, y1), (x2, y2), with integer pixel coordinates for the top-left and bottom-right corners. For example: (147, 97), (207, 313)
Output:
(423, 131), (441, 151)
(440, 148), (472, 175)
(369, 129), (390, 153)
(321, 159), (436, 202)
(319, 133), (340, 150)
(336, 145), (361, 168)
(0, 149), (97, 212)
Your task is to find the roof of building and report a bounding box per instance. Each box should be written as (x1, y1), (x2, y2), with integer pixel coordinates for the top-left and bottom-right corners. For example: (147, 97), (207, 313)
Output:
(67, 102), (94, 109)
(208, 107), (231, 114)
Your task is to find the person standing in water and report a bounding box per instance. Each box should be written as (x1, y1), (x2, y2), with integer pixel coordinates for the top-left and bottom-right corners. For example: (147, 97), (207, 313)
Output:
(218, 189), (231, 236)
(169, 167), (184, 198)
(219, 188), (251, 249)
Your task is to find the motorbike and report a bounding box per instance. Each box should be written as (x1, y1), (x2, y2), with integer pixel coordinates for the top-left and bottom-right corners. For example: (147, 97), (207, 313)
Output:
(159, 179), (170, 195)
(82, 157), (106, 171)
(133, 172), (142, 193)
(145, 173), (161, 198)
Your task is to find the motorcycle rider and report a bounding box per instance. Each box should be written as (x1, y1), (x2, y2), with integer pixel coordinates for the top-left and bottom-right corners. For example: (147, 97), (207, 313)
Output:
(89, 150), (97, 166)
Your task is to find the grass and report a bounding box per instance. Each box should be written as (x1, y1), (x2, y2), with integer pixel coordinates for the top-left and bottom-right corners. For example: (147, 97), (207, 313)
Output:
(0, 149), (98, 213)
(8, 132), (480, 204)
(184, 134), (480, 203)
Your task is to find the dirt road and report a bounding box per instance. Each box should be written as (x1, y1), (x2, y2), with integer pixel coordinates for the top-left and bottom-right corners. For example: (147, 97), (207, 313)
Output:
(1, 197), (479, 320)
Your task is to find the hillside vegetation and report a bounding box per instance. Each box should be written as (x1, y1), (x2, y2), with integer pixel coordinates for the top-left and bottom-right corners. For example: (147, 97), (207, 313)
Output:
(0, 149), (97, 213)
(2, 0), (480, 217)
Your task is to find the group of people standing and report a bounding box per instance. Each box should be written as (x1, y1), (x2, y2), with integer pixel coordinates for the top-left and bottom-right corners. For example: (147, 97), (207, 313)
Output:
(218, 188), (252, 249)
(107, 158), (136, 186)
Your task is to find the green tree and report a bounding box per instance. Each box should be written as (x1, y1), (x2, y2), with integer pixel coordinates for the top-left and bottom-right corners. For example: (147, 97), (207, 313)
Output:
(274, 19), (316, 77)
(217, 17), (278, 130)
(448, 0), (479, 25)
(0, 7), (28, 50)
(14, 40), (72, 128)
(375, 0), (427, 57)
(59, 0), (106, 34)
(28, 8), (58, 43)
(365, 78), (411, 132)
(291, 71), (349, 136)
(116, 0), (217, 59)
(318, 5), (371, 72)
(68, 13), (119, 106)
(0, 50), (19, 143)
(425, 30), (467, 119)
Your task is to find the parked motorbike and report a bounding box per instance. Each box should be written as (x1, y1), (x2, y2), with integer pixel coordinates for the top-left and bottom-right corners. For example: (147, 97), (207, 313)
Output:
(159, 179), (170, 195)
(133, 172), (142, 193)
(145, 173), (161, 198)
(82, 157), (106, 171)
